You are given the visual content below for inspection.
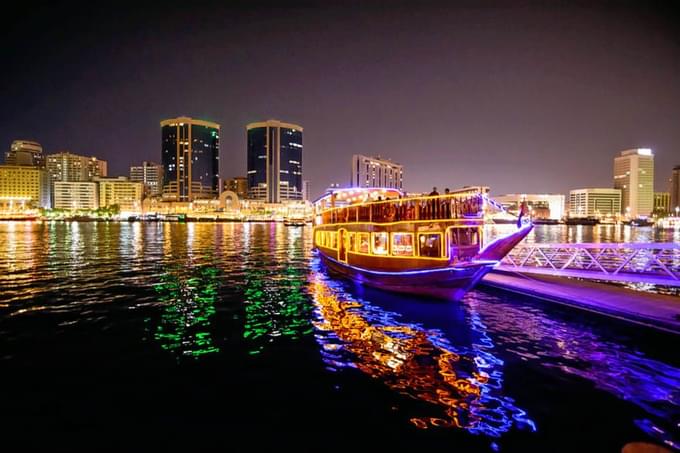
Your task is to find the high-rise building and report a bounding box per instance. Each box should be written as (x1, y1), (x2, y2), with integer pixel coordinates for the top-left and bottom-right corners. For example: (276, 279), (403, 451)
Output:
(46, 152), (107, 206)
(351, 154), (403, 190)
(613, 148), (654, 218)
(569, 188), (621, 218)
(130, 161), (164, 197)
(302, 180), (311, 202)
(53, 182), (98, 210)
(5, 140), (45, 167)
(161, 116), (220, 201)
(0, 165), (50, 210)
(247, 119), (303, 203)
(653, 192), (671, 216)
(672, 165), (680, 213)
(47, 152), (108, 183)
(96, 177), (144, 212)
(225, 176), (248, 199)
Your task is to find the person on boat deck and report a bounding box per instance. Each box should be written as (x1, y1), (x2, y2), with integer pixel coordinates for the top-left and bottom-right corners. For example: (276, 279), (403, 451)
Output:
(442, 188), (451, 218)
(428, 187), (439, 219)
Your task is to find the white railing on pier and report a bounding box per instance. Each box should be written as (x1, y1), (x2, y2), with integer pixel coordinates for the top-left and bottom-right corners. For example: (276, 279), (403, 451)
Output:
(497, 242), (680, 286)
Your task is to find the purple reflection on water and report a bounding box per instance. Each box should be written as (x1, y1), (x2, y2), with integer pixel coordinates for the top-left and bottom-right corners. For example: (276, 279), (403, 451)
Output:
(466, 291), (680, 450)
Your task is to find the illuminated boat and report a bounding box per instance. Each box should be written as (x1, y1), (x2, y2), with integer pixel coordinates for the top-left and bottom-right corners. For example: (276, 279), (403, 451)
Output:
(283, 217), (306, 226)
(313, 187), (532, 301)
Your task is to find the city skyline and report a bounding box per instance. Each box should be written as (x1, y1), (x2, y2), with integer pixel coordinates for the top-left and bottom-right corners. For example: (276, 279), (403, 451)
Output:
(2, 2), (680, 198)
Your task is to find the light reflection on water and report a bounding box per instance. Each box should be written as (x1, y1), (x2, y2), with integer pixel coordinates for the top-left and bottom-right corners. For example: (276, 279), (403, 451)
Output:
(310, 260), (536, 436)
(466, 290), (680, 450)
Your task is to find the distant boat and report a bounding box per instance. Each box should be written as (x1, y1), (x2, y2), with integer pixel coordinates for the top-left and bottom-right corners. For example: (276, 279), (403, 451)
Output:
(0, 213), (38, 221)
(532, 218), (562, 225)
(313, 187), (532, 301)
(626, 218), (654, 227)
(283, 217), (306, 226)
(564, 217), (599, 225)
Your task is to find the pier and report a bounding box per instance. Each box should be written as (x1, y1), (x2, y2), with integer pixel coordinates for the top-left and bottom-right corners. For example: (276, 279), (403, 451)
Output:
(483, 242), (680, 334)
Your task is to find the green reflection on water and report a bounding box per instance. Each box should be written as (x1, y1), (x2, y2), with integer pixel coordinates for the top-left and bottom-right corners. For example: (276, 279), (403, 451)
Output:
(151, 264), (220, 359)
(242, 264), (314, 355)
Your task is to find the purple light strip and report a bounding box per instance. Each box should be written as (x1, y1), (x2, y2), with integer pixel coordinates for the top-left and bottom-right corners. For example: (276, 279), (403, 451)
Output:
(321, 253), (498, 276)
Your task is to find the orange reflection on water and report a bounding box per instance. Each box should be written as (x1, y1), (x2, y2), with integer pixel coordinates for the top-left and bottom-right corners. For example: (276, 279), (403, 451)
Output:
(309, 275), (533, 435)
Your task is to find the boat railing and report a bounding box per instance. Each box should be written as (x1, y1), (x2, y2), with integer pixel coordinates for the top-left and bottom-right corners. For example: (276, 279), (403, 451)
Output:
(318, 193), (484, 225)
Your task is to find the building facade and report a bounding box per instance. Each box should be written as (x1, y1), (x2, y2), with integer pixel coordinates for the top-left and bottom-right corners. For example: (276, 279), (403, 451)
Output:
(47, 152), (108, 183)
(161, 116), (220, 202)
(351, 154), (403, 190)
(569, 188), (621, 218)
(302, 180), (311, 202)
(672, 165), (680, 213)
(5, 140), (45, 167)
(0, 165), (50, 210)
(247, 119), (303, 203)
(96, 177), (144, 212)
(130, 161), (164, 197)
(653, 192), (671, 217)
(53, 182), (98, 210)
(494, 194), (566, 220)
(225, 176), (248, 199)
(613, 148), (654, 218)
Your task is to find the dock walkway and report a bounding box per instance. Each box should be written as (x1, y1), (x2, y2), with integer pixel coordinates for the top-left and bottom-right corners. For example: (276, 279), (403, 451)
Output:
(482, 270), (680, 334)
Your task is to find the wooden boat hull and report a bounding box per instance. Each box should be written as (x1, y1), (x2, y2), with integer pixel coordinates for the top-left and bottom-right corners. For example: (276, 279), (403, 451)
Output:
(319, 252), (498, 301)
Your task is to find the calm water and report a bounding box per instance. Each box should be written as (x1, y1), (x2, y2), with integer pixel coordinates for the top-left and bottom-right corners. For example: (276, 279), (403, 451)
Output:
(1, 222), (679, 452)
(488, 223), (680, 244)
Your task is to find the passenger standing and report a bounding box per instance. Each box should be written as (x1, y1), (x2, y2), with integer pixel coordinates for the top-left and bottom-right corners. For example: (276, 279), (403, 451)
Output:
(428, 187), (439, 219)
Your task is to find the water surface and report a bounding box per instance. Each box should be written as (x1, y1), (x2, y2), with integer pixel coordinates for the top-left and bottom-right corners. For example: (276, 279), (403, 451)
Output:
(1, 222), (678, 452)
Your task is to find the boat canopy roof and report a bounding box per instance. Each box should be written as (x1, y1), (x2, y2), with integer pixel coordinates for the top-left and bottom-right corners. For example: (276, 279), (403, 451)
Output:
(314, 187), (403, 209)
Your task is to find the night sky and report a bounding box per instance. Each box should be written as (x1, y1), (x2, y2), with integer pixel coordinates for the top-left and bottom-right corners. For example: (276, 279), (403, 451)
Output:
(2, 1), (679, 198)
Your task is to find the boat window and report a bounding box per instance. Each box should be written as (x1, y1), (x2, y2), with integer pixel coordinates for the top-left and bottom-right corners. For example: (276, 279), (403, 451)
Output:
(315, 231), (321, 246)
(330, 232), (338, 249)
(348, 232), (356, 252)
(372, 232), (389, 255)
(358, 233), (370, 254)
(419, 233), (441, 257)
(451, 228), (479, 246)
(392, 233), (414, 256)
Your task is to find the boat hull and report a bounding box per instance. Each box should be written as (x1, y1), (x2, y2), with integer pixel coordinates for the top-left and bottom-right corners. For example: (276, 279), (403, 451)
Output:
(319, 252), (497, 301)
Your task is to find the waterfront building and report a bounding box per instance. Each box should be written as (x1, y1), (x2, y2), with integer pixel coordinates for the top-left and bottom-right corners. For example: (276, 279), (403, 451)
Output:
(247, 119), (303, 203)
(225, 176), (248, 199)
(569, 188), (621, 218)
(46, 152), (107, 206)
(130, 161), (164, 197)
(303, 180), (311, 202)
(672, 165), (680, 213)
(5, 140), (45, 167)
(47, 152), (108, 183)
(613, 148), (654, 218)
(96, 177), (143, 212)
(494, 194), (565, 220)
(653, 192), (671, 217)
(161, 116), (220, 202)
(351, 154), (403, 190)
(53, 181), (98, 210)
(0, 165), (50, 210)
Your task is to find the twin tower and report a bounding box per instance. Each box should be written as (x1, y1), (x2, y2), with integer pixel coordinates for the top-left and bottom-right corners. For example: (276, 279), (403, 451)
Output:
(161, 117), (303, 203)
